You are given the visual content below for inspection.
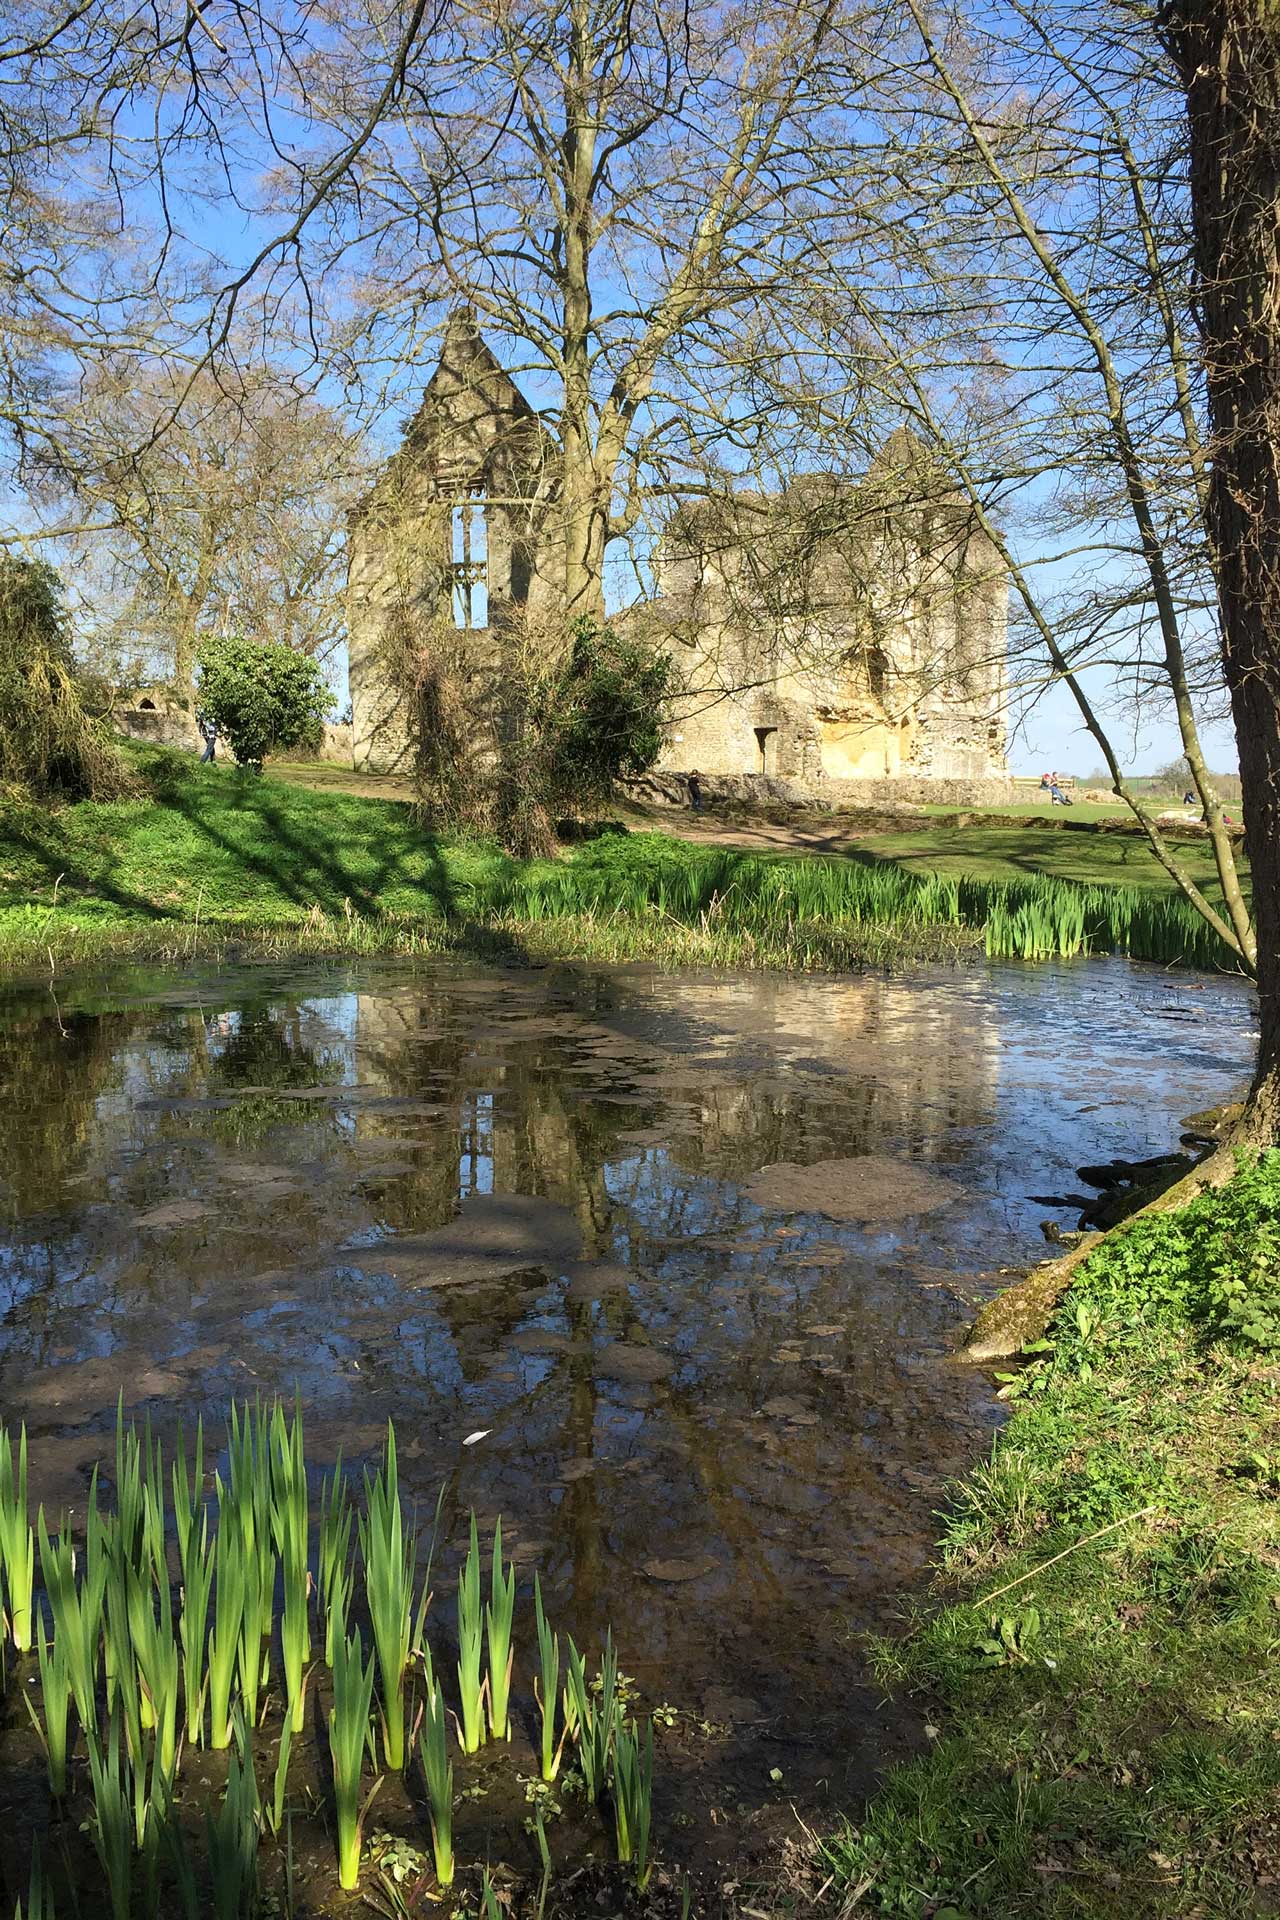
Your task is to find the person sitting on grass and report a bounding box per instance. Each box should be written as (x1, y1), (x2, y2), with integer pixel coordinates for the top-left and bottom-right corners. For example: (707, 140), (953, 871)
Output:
(1049, 772), (1073, 806)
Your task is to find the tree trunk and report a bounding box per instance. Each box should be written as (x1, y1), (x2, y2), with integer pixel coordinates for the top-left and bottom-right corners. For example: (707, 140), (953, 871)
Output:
(1163, 0), (1280, 1141)
(559, 0), (609, 629)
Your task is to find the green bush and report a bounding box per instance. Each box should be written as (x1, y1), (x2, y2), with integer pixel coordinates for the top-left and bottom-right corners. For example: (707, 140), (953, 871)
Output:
(1063, 1151), (1280, 1354)
(196, 635), (334, 770)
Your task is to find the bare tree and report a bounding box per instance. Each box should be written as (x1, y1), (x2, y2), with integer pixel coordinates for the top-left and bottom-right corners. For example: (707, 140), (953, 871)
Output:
(34, 364), (367, 686)
(286, 0), (902, 621)
(732, 0), (1258, 970)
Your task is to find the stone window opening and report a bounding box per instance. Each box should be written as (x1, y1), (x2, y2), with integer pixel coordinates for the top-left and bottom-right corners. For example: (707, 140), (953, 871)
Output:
(449, 490), (489, 629)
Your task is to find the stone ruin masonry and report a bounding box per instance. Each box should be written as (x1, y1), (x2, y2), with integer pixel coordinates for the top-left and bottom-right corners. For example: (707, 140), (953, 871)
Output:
(346, 317), (1010, 798)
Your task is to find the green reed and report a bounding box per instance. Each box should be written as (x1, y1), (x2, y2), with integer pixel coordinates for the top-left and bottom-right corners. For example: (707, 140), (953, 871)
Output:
(318, 1458), (354, 1669)
(564, 1632), (617, 1804)
(329, 1623), (377, 1891)
(0, 1424), (34, 1653)
(486, 1515), (516, 1742)
(85, 1706), (134, 1920)
(131, 1552), (179, 1777)
(172, 1423), (213, 1745)
(206, 1735), (261, 1920)
(269, 1401), (310, 1736)
(534, 1572), (563, 1782)
(475, 836), (1239, 972)
(360, 1423), (416, 1771)
(224, 1403), (277, 1732)
(16, 1845), (55, 1920)
(39, 1494), (107, 1730)
(29, 1610), (72, 1796)
(418, 1673), (454, 1888)
(611, 1717), (654, 1889)
(207, 1497), (245, 1752)
(456, 1513), (486, 1755)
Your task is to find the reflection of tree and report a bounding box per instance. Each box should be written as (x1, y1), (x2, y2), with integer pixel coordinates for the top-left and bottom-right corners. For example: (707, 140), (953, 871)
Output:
(0, 1004), (133, 1213)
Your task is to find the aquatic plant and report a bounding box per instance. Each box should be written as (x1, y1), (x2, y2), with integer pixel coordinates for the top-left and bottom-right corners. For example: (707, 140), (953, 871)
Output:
(269, 1400), (310, 1735)
(564, 1632), (617, 1804)
(206, 1738), (261, 1920)
(224, 1403), (277, 1732)
(418, 1674), (454, 1888)
(173, 1424), (213, 1744)
(85, 1707), (134, 1920)
(264, 1721), (293, 1838)
(131, 1554), (180, 1777)
(486, 1514), (516, 1741)
(360, 1423), (416, 1770)
(534, 1572), (563, 1781)
(0, 1424), (34, 1652)
(329, 1623), (377, 1890)
(39, 1494), (107, 1729)
(207, 1498), (246, 1751)
(318, 1457), (354, 1668)
(456, 1512), (487, 1754)
(612, 1717), (654, 1888)
(15, 1846), (55, 1920)
(29, 1611), (72, 1796)
(480, 1868), (502, 1920)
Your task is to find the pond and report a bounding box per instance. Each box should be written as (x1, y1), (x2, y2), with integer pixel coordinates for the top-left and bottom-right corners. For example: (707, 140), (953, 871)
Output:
(0, 953), (1258, 1904)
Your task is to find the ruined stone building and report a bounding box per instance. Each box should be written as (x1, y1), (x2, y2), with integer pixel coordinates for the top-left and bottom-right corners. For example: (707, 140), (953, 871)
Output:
(347, 311), (560, 772)
(347, 318), (1009, 793)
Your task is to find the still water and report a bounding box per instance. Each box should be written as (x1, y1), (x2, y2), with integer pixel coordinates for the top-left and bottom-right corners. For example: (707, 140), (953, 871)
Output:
(0, 954), (1257, 1848)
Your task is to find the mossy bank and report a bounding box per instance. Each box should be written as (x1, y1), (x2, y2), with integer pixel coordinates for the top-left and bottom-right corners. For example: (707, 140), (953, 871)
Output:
(820, 1153), (1280, 1919)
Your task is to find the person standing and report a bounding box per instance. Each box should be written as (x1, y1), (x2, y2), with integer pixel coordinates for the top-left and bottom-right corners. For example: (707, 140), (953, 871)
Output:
(197, 712), (218, 763)
(687, 769), (703, 811)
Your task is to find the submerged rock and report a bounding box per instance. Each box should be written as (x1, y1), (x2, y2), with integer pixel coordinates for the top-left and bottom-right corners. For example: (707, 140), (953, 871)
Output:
(744, 1155), (961, 1221)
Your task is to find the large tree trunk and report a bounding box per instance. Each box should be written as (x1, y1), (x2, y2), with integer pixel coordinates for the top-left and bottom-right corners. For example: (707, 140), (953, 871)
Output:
(1163, 1), (1280, 1141)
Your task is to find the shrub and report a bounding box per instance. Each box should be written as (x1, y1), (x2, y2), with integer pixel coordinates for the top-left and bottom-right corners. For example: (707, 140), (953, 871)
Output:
(0, 557), (132, 801)
(1064, 1152), (1280, 1354)
(196, 635), (334, 770)
(397, 612), (676, 856)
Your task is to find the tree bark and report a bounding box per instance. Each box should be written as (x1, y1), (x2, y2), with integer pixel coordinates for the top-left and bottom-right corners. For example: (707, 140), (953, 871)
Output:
(1163, 0), (1280, 1141)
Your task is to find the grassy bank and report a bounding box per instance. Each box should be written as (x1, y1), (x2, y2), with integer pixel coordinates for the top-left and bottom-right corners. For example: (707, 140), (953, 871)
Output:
(825, 1156), (1280, 1919)
(0, 750), (1245, 974)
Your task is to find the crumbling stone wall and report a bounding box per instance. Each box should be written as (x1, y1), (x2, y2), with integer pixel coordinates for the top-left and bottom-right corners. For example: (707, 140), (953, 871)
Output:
(347, 325), (1009, 791)
(346, 310), (560, 773)
(648, 431), (1008, 788)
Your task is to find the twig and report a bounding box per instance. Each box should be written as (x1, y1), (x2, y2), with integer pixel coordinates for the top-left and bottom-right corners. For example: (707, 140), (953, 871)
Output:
(980, 1505), (1156, 1606)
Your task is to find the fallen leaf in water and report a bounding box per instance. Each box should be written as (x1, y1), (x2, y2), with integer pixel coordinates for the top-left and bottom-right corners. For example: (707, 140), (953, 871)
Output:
(463, 1430), (491, 1446)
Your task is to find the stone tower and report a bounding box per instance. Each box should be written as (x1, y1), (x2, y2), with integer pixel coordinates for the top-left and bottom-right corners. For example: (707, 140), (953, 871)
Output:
(346, 310), (560, 772)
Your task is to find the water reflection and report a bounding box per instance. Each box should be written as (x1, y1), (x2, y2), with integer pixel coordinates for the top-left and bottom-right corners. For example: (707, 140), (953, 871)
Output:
(0, 955), (1257, 1815)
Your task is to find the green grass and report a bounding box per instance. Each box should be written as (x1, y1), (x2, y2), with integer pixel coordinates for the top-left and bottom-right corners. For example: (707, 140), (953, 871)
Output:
(825, 1156), (1280, 1919)
(0, 748), (1247, 975)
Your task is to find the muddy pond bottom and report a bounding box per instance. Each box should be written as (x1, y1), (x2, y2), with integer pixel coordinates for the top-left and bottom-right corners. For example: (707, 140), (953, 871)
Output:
(0, 954), (1258, 1890)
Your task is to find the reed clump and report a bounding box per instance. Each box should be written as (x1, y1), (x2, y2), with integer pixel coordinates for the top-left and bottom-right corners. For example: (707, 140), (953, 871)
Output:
(3, 1406), (661, 1912)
